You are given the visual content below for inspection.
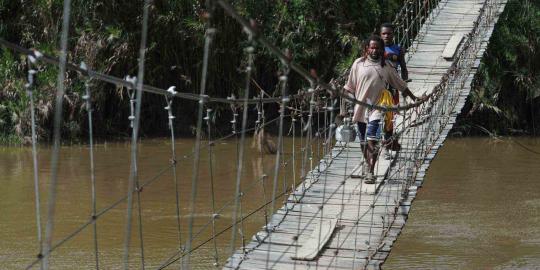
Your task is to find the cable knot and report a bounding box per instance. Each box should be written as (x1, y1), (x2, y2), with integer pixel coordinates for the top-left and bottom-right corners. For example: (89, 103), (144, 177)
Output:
(204, 108), (212, 122)
(199, 94), (209, 104)
(124, 75), (137, 90)
(28, 49), (43, 64)
(25, 69), (37, 90)
(166, 86), (177, 96)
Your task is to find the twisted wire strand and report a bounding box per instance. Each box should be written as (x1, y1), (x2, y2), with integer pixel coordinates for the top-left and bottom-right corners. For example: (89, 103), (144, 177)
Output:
(12, 0), (506, 268)
(83, 78), (100, 269)
(228, 31), (255, 261)
(157, 184), (294, 270)
(224, 0), (502, 266)
(26, 58), (44, 270)
(204, 106), (220, 267)
(41, 1), (72, 268)
(156, 132), (324, 268)
(122, 0), (152, 268)
(265, 62), (290, 269)
(22, 101), (309, 270)
(183, 0), (215, 266)
(24, 163), (174, 270)
(213, 0), (457, 137)
(164, 95), (183, 256)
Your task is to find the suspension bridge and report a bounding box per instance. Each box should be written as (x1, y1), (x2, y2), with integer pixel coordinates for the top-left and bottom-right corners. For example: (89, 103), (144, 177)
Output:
(0, 0), (508, 269)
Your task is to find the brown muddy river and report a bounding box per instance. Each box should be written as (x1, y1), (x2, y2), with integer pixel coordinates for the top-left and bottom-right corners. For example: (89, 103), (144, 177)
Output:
(1, 137), (539, 269)
(385, 138), (540, 269)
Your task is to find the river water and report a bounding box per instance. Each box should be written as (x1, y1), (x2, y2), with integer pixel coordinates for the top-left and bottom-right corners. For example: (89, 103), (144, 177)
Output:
(1, 137), (539, 269)
(385, 137), (540, 269)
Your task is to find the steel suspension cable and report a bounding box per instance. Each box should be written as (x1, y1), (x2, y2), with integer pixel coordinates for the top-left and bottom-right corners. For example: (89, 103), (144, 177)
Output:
(183, 1), (215, 267)
(229, 31), (254, 260)
(122, 1), (151, 268)
(280, 123), (288, 212)
(26, 59), (43, 270)
(351, 150), (367, 270)
(16, 1), (506, 268)
(265, 62), (290, 269)
(290, 109), (300, 270)
(256, 92), (270, 228)
(82, 73), (100, 270)
(203, 106), (220, 267)
(23, 108), (291, 269)
(290, 88), (308, 268)
(22, 113), (300, 268)
(215, 0), (430, 113)
(332, 122), (351, 267)
(158, 169), (280, 269)
(154, 111), (298, 268)
(163, 94), (184, 258)
(42, 0), (71, 268)
(291, 112), (297, 191)
(158, 126), (324, 267)
(308, 81), (327, 270)
(315, 102), (321, 173)
(158, 184), (295, 270)
(300, 111), (306, 186)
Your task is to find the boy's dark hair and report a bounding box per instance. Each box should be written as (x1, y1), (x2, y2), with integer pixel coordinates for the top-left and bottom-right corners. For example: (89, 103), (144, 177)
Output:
(380, 23), (395, 31)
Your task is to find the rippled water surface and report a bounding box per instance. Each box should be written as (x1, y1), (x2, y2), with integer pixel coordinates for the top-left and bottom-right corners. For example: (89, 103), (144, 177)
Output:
(385, 138), (540, 269)
(0, 137), (312, 269)
(1, 137), (539, 269)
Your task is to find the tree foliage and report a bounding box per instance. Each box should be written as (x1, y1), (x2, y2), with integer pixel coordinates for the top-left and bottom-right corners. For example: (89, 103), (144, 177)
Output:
(459, 0), (540, 136)
(0, 0), (405, 143)
(2, 0), (536, 143)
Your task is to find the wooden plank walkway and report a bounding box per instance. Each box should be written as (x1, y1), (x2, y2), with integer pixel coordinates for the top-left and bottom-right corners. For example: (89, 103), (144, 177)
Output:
(225, 0), (507, 269)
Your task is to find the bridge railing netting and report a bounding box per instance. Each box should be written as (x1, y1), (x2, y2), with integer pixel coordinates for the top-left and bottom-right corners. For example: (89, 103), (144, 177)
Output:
(0, 0), (505, 269)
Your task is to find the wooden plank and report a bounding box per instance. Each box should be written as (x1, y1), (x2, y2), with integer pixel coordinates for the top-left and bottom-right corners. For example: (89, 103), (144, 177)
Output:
(442, 34), (464, 60)
(290, 217), (338, 260)
(225, 1), (508, 268)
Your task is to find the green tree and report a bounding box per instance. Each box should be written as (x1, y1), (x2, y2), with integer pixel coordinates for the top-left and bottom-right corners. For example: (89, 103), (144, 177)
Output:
(0, 0), (408, 143)
(459, 0), (540, 136)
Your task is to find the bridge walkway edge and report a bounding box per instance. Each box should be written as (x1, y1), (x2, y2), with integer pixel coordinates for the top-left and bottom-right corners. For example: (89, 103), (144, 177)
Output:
(225, 0), (508, 269)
